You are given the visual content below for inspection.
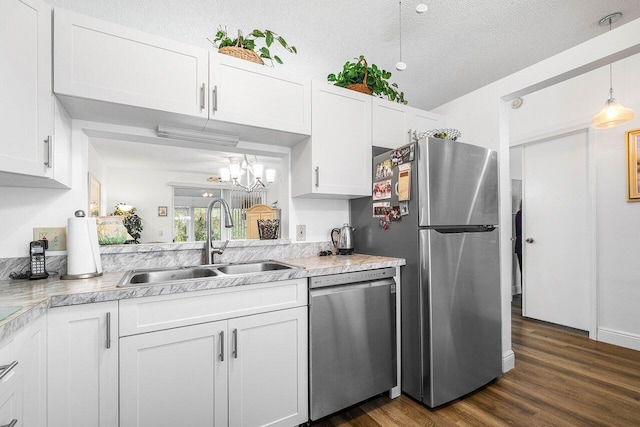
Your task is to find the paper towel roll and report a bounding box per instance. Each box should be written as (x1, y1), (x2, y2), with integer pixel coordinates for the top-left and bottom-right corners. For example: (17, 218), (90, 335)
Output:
(64, 214), (103, 279)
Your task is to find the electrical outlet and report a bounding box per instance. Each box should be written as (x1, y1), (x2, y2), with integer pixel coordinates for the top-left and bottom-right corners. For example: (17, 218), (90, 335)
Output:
(33, 227), (67, 251)
(296, 224), (306, 241)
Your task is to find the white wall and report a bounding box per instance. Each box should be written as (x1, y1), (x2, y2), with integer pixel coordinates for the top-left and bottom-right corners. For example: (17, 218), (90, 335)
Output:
(508, 53), (640, 350)
(433, 18), (640, 360)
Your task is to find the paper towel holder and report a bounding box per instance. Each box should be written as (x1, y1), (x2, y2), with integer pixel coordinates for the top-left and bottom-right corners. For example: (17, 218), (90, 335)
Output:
(61, 210), (104, 280)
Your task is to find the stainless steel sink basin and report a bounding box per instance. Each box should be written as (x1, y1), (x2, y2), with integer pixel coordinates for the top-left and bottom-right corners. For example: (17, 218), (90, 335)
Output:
(119, 266), (220, 287)
(215, 261), (298, 275)
(118, 261), (299, 287)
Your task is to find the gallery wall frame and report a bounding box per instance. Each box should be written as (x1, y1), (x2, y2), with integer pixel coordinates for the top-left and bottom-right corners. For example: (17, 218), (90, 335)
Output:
(89, 173), (101, 216)
(626, 129), (640, 201)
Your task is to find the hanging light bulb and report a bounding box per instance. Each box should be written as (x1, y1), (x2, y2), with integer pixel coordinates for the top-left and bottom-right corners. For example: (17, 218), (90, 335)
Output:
(591, 13), (635, 129)
(219, 156), (275, 192)
(396, 0), (406, 71)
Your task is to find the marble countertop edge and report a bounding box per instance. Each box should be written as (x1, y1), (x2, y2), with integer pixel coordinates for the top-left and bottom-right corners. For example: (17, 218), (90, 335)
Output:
(0, 254), (405, 341)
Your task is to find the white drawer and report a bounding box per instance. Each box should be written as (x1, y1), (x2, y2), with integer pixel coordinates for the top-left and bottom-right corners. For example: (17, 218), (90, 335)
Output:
(119, 279), (307, 336)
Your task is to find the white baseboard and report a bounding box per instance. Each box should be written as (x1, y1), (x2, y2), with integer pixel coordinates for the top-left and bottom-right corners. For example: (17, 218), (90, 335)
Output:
(598, 327), (640, 352)
(502, 350), (515, 372)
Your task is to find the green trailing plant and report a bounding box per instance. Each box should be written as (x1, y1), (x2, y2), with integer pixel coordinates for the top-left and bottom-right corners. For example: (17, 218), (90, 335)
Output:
(327, 55), (407, 104)
(209, 27), (297, 65)
(112, 204), (143, 244)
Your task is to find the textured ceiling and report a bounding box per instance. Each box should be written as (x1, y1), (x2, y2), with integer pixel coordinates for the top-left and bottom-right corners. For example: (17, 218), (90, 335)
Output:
(51, 0), (640, 110)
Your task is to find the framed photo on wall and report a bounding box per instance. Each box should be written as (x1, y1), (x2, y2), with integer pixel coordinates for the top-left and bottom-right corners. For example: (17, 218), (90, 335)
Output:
(88, 173), (101, 217)
(158, 206), (168, 216)
(626, 129), (640, 201)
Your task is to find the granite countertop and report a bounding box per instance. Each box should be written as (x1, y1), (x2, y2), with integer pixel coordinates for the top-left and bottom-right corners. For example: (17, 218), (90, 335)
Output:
(0, 254), (405, 342)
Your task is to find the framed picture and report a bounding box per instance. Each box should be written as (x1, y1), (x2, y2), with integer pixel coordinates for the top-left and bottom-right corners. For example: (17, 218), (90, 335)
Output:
(158, 206), (168, 216)
(627, 129), (640, 201)
(88, 173), (101, 217)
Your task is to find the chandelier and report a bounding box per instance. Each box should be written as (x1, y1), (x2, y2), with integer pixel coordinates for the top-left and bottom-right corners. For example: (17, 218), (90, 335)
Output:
(220, 155), (276, 192)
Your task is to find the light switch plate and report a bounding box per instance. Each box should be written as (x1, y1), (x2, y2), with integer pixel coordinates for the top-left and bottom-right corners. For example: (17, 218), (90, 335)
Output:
(296, 224), (306, 241)
(33, 227), (67, 251)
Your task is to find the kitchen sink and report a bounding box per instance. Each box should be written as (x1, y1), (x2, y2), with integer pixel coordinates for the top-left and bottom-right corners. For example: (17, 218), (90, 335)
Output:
(119, 266), (220, 286)
(215, 261), (298, 275)
(118, 261), (299, 287)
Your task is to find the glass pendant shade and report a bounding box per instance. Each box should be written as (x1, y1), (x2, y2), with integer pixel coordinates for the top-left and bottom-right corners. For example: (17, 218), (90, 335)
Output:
(220, 167), (231, 182)
(252, 163), (264, 180)
(591, 89), (636, 129)
(265, 169), (276, 183)
(229, 162), (241, 180)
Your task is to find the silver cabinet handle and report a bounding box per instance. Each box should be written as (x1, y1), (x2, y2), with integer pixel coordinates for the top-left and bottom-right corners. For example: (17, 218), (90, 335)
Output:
(219, 331), (224, 362)
(525, 238), (534, 243)
(106, 312), (111, 349)
(0, 361), (18, 381)
(232, 328), (238, 359)
(44, 136), (52, 168)
(315, 167), (319, 188)
(0, 420), (17, 427)
(200, 83), (206, 110)
(212, 85), (218, 112)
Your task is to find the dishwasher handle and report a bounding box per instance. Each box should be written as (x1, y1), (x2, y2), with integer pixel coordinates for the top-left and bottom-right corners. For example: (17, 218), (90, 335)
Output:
(310, 278), (395, 297)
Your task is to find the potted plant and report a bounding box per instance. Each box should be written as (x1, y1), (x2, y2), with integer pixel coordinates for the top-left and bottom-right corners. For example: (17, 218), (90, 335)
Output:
(112, 203), (143, 244)
(209, 27), (297, 66)
(327, 55), (407, 104)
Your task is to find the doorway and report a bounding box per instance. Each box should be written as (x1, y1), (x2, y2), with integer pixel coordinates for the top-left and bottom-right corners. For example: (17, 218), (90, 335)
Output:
(511, 129), (595, 333)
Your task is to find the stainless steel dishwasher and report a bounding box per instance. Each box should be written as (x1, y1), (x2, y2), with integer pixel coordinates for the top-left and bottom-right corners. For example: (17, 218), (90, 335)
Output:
(309, 267), (397, 421)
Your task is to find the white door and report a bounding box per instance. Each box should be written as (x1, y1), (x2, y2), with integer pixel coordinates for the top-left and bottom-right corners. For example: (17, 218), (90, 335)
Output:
(120, 321), (228, 427)
(228, 307), (308, 427)
(522, 131), (592, 331)
(48, 302), (119, 427)
(0, 0), (52, 178)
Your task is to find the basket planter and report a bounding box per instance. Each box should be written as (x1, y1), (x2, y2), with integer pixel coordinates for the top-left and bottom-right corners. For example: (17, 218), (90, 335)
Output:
(345, 57), (373, 95)
(218, 46), (264, 65)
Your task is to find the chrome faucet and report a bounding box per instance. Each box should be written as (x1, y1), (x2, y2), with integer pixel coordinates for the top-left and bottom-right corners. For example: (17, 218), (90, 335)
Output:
(205, 197), (234, 264)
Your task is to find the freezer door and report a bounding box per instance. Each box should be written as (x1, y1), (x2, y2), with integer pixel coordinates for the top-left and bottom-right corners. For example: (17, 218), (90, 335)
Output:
(418, 138), (498, 227)
(420, 228), (502, 407)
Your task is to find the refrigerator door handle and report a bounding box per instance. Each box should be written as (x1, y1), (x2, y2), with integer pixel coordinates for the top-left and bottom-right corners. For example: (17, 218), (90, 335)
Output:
(432, 225), (496, 234)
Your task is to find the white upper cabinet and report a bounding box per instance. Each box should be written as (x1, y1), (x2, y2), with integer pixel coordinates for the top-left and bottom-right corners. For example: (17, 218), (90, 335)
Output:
(54, 8), (209, 119)
(207, 52), (311, 137)
(407, 105), (443, 138)
(0, 0), (53, 180)
(292, 82), (372, 198)
(372, 98), (444, 149)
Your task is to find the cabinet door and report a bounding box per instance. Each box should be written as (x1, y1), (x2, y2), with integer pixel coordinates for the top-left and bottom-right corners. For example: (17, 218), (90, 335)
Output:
(54, 9), (209, 118)
(0, 0), (52, 178)
(372, 98), (409, 149)
(0, 377), (23, 427)
(208, 52), (311, 135)
(120, 321), (228, 427)
(407, 106), (443, 136)
(15, 315), (47, 427)
(293, 82), (371, 198)
(48, 302), (118, 427)
(228, 307), (308, 427)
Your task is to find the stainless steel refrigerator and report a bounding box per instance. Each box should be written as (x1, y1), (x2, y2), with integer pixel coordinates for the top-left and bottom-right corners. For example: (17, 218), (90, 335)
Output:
(350, 136), (501, 407)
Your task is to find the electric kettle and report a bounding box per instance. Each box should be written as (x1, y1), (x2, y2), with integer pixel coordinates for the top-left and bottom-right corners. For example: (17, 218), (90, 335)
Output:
(331, 224), (355, 255)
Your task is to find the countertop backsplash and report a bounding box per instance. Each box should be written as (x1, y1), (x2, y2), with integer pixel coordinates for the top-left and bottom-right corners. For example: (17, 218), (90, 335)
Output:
(0, 240), (333, 281)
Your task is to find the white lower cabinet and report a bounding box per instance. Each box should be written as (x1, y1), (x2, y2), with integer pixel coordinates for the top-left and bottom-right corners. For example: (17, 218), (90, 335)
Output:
(120, 320), (228, 426)
(47, 301), (119, 427)
(119, 279), (308, 427)
(228, 307), (308, 427)
(0, 313), (47, 427)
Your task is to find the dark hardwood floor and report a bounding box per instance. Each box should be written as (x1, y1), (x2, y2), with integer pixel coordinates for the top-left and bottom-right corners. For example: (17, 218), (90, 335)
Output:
(313, 296), (640, 426)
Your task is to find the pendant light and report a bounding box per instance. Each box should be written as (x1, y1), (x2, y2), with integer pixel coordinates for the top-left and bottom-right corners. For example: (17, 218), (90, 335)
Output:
(591, 13), (635, 129)
(395, 1), (406, 71)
